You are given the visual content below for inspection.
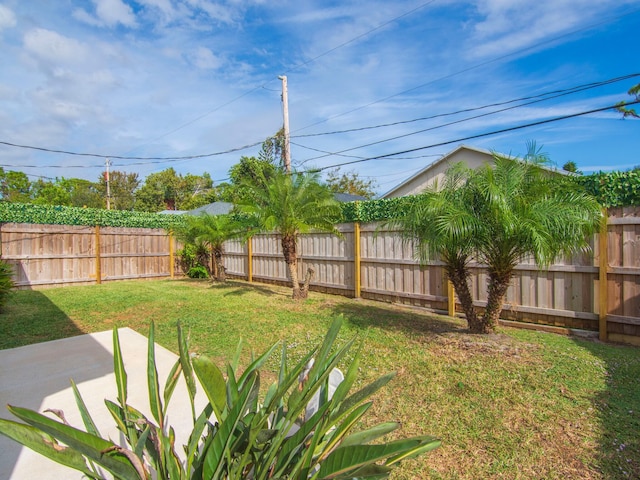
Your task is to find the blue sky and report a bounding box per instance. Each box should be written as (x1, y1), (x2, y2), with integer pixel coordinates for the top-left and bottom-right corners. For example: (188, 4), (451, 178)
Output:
(0, 0), (638, 195)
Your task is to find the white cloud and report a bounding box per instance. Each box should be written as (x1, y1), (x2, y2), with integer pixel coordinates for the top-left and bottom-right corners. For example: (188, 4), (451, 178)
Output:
(465, 0), (624, 58)
(0, 4), (16, 31)
(95, 0), (137, 27)
(186, 0), (237, 24)
(190, 46), (222, 69)
(23, 28), (90, 66)
(74, 0), (138, 28)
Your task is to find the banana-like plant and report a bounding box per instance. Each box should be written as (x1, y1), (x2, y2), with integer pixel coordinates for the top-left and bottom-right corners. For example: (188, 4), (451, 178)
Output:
(0, 317), (440, 479)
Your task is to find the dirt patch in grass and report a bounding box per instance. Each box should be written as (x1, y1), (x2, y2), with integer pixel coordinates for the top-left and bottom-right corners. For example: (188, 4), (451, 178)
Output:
(429, 331), (540, 359)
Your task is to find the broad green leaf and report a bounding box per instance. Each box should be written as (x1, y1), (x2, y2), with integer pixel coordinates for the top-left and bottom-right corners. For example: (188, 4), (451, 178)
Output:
(186, 403), (214, 467)
(8, 405), (143, 479)
(237, 341), (278, 389)
(318, 436), (441, 479)
(0, 418), (96, 478)
(385, 436), (441, 465)
(339, 422), (400, 448)
(70, 379), (100, 437)
(147, 322), (164, 429)
(113, 327), (127, 407)
(177, 322), (196, 414)
(226, 363), (239, 408)
(231, 337), (243, 372)
(335, 372), (396, 420)
(318, 402), (372, 460)
(192, 355), (226, 420)
(331, 464), (392, 480)
(269, 402), (332, 479)
(163, 360), (182, 414)
(203, 371), (259, 480)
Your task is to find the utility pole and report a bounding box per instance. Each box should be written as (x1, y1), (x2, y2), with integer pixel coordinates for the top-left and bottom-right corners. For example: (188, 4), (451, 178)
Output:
(278, 75), (291, 173)
(105, 158), (111, 210)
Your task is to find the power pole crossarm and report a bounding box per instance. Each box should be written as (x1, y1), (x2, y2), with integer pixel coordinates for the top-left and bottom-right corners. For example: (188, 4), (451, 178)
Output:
(278, 75), (291, 173)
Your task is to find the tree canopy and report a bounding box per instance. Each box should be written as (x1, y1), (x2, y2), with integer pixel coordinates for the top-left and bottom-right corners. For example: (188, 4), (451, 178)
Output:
(392, 147), (602, 333)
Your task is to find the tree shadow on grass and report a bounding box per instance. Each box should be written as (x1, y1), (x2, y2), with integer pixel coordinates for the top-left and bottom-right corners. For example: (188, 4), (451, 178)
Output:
(0, 289), (114, 479)
(328, 299), (469, 338)
(214, 280), (289, 298)
(573, 337), (640, 479)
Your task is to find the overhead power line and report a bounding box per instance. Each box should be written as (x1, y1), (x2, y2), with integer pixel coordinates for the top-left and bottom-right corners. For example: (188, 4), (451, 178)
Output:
(304, 100), (640, 172)
(293, 73), (640, 138)
(293, 7), (640, 134)
(0, 139), (264, 168)
(295, 74), (640, 165)
(125, 1), (438, 153)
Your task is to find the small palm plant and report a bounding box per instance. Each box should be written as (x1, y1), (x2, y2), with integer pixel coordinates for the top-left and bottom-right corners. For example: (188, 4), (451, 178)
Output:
(0, 317), (440, 479)
(237, 170), (342, 299)
(174, 213), (245, 282)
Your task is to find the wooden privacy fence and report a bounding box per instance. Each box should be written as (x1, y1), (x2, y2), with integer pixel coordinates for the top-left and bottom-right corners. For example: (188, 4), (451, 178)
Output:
(0, 223), (177, 287)
(224, 207), (640, 346)
(1, 206), (640, 345)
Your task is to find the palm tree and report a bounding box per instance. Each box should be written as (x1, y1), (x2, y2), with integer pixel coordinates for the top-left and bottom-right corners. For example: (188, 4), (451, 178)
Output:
(174, 213), (243, 282)
(389, 163), (483, 331)
(468, 151), (602, 333)
(238, 170), (341, 299)
(393, 146), (602, 334)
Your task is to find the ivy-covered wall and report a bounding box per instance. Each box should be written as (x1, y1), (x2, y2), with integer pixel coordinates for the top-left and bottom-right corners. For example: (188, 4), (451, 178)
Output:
(1, 171), (638, 227)
(577, 171), (640, 207)
(0, 202), (187, 229)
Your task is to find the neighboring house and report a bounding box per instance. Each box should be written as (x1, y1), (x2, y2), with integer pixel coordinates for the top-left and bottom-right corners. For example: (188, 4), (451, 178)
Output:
(381, 145), (499, 199)
(157, 202), (234, 216)
(187, 201), (234, 216)
(380, 144), (566, 199)
(333, 192), (368, 202)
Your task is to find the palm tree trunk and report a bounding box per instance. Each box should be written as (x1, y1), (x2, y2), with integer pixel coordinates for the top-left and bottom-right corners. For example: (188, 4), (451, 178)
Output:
(213, 249), (225, 282)
(480, 270), (512, 334)
(301, 267), (315, 298)
(282, 234), (303, 299)
(447, 266), (482, 333)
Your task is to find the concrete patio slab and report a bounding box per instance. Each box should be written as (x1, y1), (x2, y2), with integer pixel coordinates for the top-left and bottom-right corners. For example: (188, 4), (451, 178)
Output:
(0, 328), (208, 479)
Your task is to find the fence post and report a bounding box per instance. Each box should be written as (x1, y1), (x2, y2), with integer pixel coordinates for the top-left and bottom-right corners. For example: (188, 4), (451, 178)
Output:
(448, 281), (455, 317)
(95, 225), (102, 285)
(599, 208), (608, 341)
(247, 236), (253, 283)
(169, 232), (174, 279)
(354, 222), (361, 298)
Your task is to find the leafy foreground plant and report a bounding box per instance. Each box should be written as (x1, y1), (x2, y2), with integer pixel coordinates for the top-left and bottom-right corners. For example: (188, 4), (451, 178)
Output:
(0, 317), (439, 479)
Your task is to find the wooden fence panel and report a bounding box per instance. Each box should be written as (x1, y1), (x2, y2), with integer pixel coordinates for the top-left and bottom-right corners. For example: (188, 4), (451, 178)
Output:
(0, 223), (96, 287)
(606, 207), (640, 341)
(223, 239), (247, 277)
(0, 223), (172, 287)
(3, 208), (640, 344)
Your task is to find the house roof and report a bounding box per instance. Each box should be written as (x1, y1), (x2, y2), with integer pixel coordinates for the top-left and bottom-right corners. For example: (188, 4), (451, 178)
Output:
(333, 192), (368, 202)
(380, 144), (565, 199)
(379, 145), (493, 199)
(188, 201), (235, 216)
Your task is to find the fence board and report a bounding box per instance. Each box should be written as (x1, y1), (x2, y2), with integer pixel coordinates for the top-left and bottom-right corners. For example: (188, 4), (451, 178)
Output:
(3, 208), (640, 344)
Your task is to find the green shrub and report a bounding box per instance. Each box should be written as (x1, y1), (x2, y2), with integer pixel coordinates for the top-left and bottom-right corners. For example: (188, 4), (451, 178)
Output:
(186, 265), (209, 279)
(0, 260), (14, 311)
(0, 317), (439, 479)
(576, 170), (640, 207)
(0, 202), (187, 229)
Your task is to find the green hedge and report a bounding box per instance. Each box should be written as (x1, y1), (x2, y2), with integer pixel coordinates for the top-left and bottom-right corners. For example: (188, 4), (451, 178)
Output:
(2, 170), (638, 228)
(0, 203), (187, 229)
(339, 196), (421, 223)
(577, 170), (640, 207)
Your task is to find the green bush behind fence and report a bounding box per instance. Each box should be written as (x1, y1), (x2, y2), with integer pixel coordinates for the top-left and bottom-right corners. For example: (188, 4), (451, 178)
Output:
(1, 173), (638, 227)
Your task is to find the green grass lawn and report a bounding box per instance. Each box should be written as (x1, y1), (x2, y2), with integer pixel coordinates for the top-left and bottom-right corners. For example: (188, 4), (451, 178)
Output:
(2, 278), (639, 479)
